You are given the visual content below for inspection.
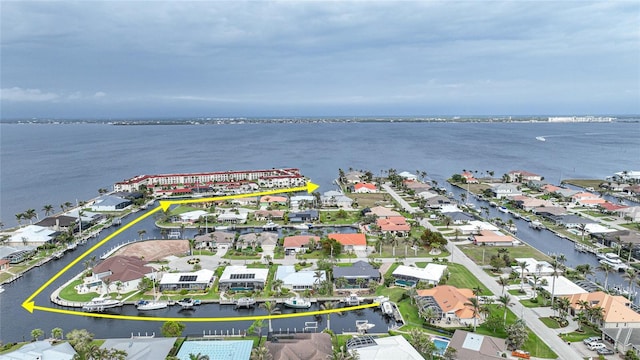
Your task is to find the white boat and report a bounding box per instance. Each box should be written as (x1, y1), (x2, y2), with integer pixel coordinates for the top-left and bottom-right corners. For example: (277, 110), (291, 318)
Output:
(262, 221), (280, 231)
(355, 320), (375, 332)
(136, 275), (167, 311)
(292, 224), (309, 230)
(82, 297), (122, 312)
(498, 206), (509, 213)
(381, 301), (393, 315)
(283, 297), (311, 309)
(536, 136), (546, 141)
(235, 297), (256, 308)
(597, 253), (629, 271)
(136, 300), (168, 311)
(214, 226), (229, 231)
(343, 294), (364, 306)
(0, 286), (5, 294)
(508, 224), (518, 233)
(177, 298), (199, 309)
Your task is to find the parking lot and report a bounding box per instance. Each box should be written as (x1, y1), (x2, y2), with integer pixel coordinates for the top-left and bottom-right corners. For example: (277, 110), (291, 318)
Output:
(570, 339), (618, 359)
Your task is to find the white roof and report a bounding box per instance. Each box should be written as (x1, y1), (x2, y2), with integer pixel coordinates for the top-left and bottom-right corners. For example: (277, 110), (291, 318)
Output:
(219, 266), (268, 283)
(0, 340), (77, 360)
(398, 171), (418, 179)
(417, 191), (439, 199)
(354, 335), (423, 360)
(160, 269), (214, 285)
(512, 258), (554, 275)
(584, 224), (617, 234)
(393, 264), (447, 283)
(275, 266), (326, 287)
(179, 210), (208, 221)
(291, 195), (315, 202)
(539, 275), (588, 296)
(439, 204), (462, 213)
(218, 212), (248, 221)
(9, 225), (56, 244)
(459, 221), (498, 232)
(101, 337), (178, 360)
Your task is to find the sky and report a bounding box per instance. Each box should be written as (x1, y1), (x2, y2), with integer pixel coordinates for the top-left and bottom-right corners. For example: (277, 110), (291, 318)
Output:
(1, 1), (639, 118)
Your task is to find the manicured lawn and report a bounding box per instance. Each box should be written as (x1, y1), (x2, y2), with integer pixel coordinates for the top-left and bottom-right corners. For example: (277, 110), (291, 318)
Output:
(539, 317), (563, 329)
(446, 263), (493, 296)
(371, 246), (446, 258)
(559, 326), (601, 343)
(520, 295), (550, 308)
(168, 205), (206, 215)
(375, 286), (406, 303)
(508, 289), (525, 296)
(319, 210), (362, 225)
(460, 244), (551, 264)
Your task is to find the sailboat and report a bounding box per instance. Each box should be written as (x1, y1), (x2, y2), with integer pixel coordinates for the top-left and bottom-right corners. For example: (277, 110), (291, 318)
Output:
(137, 272), (168, 311)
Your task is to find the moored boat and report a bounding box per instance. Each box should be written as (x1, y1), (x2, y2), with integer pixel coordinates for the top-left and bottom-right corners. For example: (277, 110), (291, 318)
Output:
(235, 297), (256, 308)
(82, 297), (122, 312)
(597, 253), (629, 271)
(498, 206), (509, 214)
(136, 300), (168, 311)
(283, 297), (311, 309)
(343, 293), (364, 306)
(177, 298), (196, 310)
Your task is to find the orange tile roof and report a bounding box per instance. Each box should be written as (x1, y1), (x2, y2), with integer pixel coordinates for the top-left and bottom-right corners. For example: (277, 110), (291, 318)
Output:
(376, 217), (411, 232)
(417, 285), (478, 320)
(354, 183), (377, 191)
(260, 196), (288, 203)
(565, 291), (640, 324)
(283, 235), (320, 248)
(328, 233), (367, 246)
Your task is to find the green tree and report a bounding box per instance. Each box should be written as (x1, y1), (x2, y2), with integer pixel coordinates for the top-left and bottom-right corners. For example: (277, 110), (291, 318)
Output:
(497, 276), (509, 295)
(31, 328), (44, 341)
(248, 320), (265, 346)
(66, 329), (94, 355)
(597, 262), (614, 291)
(43, 204), (54, 216)
(161, 321), (185, 337)
(51, 327), (64, 340)
(250, 346), (272, 360)
(497, 294), (514, 326)
(320, 301), (340, 331)
(260, 301), (281, 333)
(506, 318), (528, 350)
(189, 354), (210, 360)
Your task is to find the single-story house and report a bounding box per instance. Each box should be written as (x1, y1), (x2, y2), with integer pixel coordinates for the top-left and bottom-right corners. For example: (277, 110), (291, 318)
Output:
(550, 214), (596, 228)
(536, 275), (587, 296)
(260, 196), (288, 206)
(288, 210), (319, 223)
(572, 192), (601, 203)
(491, 184), (522, 199)
(345, 171), (364, 184)
(0, 245), (36, 264)
(616, 206), (640, 222)
(512, 197), (556, 212)
(354, 183), (378, 193)
(461, 171), (479, 184)
(405, 181), (432, 193)
(267, 333), (333, 360)
(275, 265), (326, 290)
(218, 266), (268, 291)
(332, 260), (380, 288)
(392, 264), (447, 286)
(194, 231), (235, 249)
(591, 230), (640, 248)
(511, 258), (555, 276)
(508, 170), (543, 183)
(90, 195), (132, 212)
(555, 188), (580, 199)
(7, 225), (57, 246)
(328, 233), (367, 252)
(565, 291), (640, 329)
(376, 216), (410, 236)
(176, 340), (252, 360)
(0, 340), (77, 360)
(179, 210), (208, 223)
(351, 335), (424, 360)
(441, 211), (475, 224)
(425, 195), (454, 209)
(236, 232), (278, 251)
(415, 285), (480, 326)
(458, 221), (499, 235)
(366, 206), (402, 218)
(449, 330), (509, 360)
(290, 195), (316, 208)
(254, 210), (285, 221)
(576, 198), (608, 207)
(533, 206), (568, 218)
(217, 211), (248, 224)
(416, 190), (439, 200)
(399, 171), (418, 181)
(472, 230), (517, 246)
(321, 190), (353, 208)
(35, 215), (78, 231)
(159, 269), (215, 292)
(230, 196), (258, 206)
(88, 255), (154, 294)
(283, 235), (320, 254)
(0, 259), (9, 271)
(100, 337), (177, 360)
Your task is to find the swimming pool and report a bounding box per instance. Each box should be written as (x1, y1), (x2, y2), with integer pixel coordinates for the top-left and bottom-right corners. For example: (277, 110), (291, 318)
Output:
(432, 336), (451, 355)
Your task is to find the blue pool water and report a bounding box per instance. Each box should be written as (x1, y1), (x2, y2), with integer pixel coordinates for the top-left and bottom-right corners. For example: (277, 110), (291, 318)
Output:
(432, 336), (450, 355)
(176, 340), (253, 360)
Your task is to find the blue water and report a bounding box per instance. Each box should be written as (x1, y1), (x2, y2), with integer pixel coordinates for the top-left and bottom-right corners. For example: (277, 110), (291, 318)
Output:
(1, 120), (639, 342)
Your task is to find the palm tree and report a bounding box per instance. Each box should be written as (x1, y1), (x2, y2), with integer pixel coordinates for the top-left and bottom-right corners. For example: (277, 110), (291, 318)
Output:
(497, 294), (514, 326)
(248, 320), (265, 346)
(189, 353), (210, 360)
(24, 208), (38, 224)
(577, 263), (595, 281)
(43, 204), (54, 216)
(250, 346), (272, 360)
(31, 328), (44, 341)
(464, 297), (482, 332)
(15, 213), (24, 227)
(336, 277), (349, 290)
(625, 268), (638, 296)
(517, 261), (528, 292)
(260, 301), (280, 333)
(550, 256), (564, 309)
(331, 346), (360, 360)
(597, 262), (614, 290)
(188, 238), (196, 256)
(313, 270), (324, 291)
(320, 301), (339, 331)
(51, 327), (63, 340)
(421, 306), (438, 324)
(271, 279), (284, 296)
(556, 297), (571, 324)
(497, 277), (509, 295)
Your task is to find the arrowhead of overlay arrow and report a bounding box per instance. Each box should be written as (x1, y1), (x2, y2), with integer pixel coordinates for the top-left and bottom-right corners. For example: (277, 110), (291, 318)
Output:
(22, 301), (35, 313)
(306, 181), (319, 193)
(160, 201), (172, 212)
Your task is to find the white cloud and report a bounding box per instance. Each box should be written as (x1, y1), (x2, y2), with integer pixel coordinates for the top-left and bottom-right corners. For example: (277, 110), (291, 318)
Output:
(0, 87), (60, 102)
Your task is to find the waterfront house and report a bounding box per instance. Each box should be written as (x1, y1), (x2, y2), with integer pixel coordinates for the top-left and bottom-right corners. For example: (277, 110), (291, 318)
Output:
(512, 196), (556, 212)
(7, 224), (56, 246)
(404, 180), (432, 193)
(491, 184), (522, 199)
(0, 245), (35, 264)
(159, 269), (214, 292)
(398, 171), (418, 181)
(458, 221), (499, 235)
(533, 206), (567, 218)
(100, 337), (177, 360)
(0, 340), (77, 359)
(345, 171), (364, 184)
(179, 210), (208, 224)
(472, 231), (517, 246)
(351, 335), (424, 360)
(266, 333), (333, 360)
(591, 229), (640, 248)
(616, 206), (640, 222)
(0, 259), (9, 271)
(507, 170), (543, 183)
(611, 170), (640, 182)
(35, 215), (77, 232)
(537, 275), (587, 296)
(275, 265), (326, 290)
(376, 216), (410, 236)
(461, 171), (479, 184)
(260, 195), (288, 207)
(290, 195), (316, 208)
(89, 255), (154, 294)
(416, 190), (439, 200)
(217, 211), (248, 224)
(328, 233), (367, 252)
(194, 231), (235, 250)
(392, 264), (447, 286)
(425, 195), (453, 209)
(624, 184), (640, 196)
(283, 235), (320, 254)
(176, 339), (253, 360)
(218, 266), (268, 291)
(237, 232), (278, 251)
(288, 210), (319, 223)
(572, 191), (602, 203)
(90, 194), (132, 212)
(354, 182), (378, 193)
(441, 211), (475, 225)
(550, 214), (596, 229)
(414, 285), (480, 326)
(565, 291), (640, 329)
(511, 258), (555, 276)
(321, 190), (353, 208)
(254, 210), (285, 221)
(554, 188), (580, 199)
(230, 196), (258, 206)
(332, 260), (380, 288)
(449, 330), (509, 360)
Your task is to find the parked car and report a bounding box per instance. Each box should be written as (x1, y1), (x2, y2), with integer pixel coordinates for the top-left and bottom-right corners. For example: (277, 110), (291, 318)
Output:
(583, 336), (601, 345)
(588, 342), (606, 351)
(596, 348), (614, 356)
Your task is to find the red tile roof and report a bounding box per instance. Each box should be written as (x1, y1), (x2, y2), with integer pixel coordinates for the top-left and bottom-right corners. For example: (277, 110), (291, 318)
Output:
(283, 235), (320, 248)
(328, 233), (367, 246)
(93, 255), (154, 283)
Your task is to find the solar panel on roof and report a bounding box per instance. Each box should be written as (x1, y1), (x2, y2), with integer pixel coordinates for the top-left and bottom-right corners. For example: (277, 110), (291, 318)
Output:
(179, 275), (197, 282)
